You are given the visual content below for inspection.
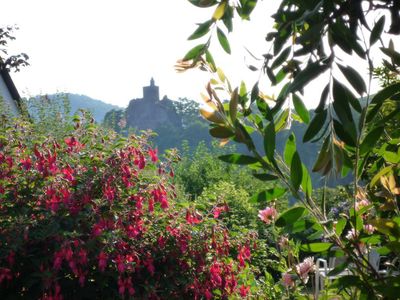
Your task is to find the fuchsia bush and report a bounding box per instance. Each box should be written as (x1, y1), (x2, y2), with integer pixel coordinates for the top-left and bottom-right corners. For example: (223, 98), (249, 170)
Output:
(0, 117), (254, 299)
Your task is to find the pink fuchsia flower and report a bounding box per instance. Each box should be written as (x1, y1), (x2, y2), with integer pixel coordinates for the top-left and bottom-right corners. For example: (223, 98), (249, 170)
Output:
(148, 148), (158, 162)
(295, 257), (315, 282)
(363, 224), (375, 235)
(282, 272), (295, 287)
(258, 206), (277, 224)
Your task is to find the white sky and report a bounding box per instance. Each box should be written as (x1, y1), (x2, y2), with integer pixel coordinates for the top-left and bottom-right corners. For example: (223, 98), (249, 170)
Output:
(1, 0), (390, 108)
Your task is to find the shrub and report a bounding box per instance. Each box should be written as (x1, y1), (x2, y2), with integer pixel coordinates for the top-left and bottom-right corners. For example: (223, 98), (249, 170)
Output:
(0, 114), (255, 299)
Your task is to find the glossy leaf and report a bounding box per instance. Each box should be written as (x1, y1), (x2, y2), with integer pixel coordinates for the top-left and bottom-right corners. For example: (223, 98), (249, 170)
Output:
(217, 27), (231, 54)
(292, 94), (310, 124)
(284, 133), (296, 165)
(218, 153), (258, 165)
(275, 206), (307, 227)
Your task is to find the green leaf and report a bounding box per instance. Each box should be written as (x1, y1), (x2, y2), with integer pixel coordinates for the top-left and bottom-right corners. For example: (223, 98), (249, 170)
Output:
(303, 109), (327, 143)
(315, 84), (329, 113)
(188, 20), (213, 40)
(217, 27), (231, 54)
(360, 126), (384, 155)
(301, 165), (312, 199)
(229, 88), (238, 123)
(290, 151), (303, 191)
(212, 1), (226, 20)
(218, 154), (258, 165)
(275, 206), (307, 227)
(335, 218), (347, 236)
(289, 61), (329, 93)
(264, 122), (275, 161)
(271, 46), (291, 70)
(300, 242), (333, 252)
(370, 16), (385, 46)
(250, 187), (286, 203)
(312, 136), (331, 172)
(370, 165), (393, 187)
(188, 0), (217, 8)
(333, 119), (356, 147)
(284, 133), (296, 165)
(252, 173), (278, 181)
(328, 262), (349, 276)
(183, 44), (205, 61)
(205, 50), (216, 71)
(338, 64), (366, 95)
(371, 82), (400, 105)
(292, 94), (310, 124)
(209, 126), (234, 138)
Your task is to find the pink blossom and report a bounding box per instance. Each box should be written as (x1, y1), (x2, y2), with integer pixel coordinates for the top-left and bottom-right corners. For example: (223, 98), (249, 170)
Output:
(239, 284), (250, 297)
(258, 206), (277, 224)
(355, 199), (370, 211)
(148, 148), (158, 162)
(295, 257), (315, 281)
(346, 228), (357, 240)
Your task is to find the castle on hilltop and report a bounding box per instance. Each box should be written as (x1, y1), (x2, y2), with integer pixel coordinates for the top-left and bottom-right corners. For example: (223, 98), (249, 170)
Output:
(125, 78), (181, 130)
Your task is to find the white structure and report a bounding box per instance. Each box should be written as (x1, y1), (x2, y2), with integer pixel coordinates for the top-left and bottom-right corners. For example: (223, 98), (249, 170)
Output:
(0, 68), (21, 115)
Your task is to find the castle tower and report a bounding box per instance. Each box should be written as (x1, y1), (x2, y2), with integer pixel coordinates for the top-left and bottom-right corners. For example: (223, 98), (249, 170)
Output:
(143, 77), (159, 101)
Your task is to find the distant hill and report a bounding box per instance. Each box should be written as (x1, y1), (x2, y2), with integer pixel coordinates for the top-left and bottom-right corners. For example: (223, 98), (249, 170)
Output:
(28, 93), (121, 122)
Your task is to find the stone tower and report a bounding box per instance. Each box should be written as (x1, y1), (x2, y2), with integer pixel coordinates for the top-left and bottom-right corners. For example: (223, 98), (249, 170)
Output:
(125, 78), (182, 130)
(142, 77), (159, 102)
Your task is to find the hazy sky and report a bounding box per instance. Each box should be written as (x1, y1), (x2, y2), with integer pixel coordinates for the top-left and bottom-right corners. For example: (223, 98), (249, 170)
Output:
(1, 0), (386, 108)
(2, 0), (279, 107)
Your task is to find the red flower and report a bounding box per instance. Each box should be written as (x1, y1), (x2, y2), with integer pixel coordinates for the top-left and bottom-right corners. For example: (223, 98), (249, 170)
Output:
(98, 251), (108, 272)
(148, 148), (158, 162)
(239, 284), (250, 297)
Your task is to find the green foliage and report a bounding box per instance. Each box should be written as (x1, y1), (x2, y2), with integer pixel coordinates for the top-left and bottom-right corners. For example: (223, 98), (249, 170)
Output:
(184, 0), (400, 298)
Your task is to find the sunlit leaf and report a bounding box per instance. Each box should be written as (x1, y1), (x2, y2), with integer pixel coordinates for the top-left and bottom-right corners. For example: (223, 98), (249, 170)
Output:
(292, 94), (310, 124)
(212, 1), (226, 20)
(217, 27), (231, 54)
(188, 20), (213, 40)
(183, 44), (205, 61)
(275, 206), (307, 227)
(264, 122), (275, 161)
(359, 126), (384, 155)
(300, 242), (332, 252)
(284, 133), (296, 166)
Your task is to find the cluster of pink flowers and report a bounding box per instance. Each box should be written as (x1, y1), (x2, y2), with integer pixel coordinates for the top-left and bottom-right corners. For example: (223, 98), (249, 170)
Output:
(282, 257), (315, 287)
(258, 206), (278, 224)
